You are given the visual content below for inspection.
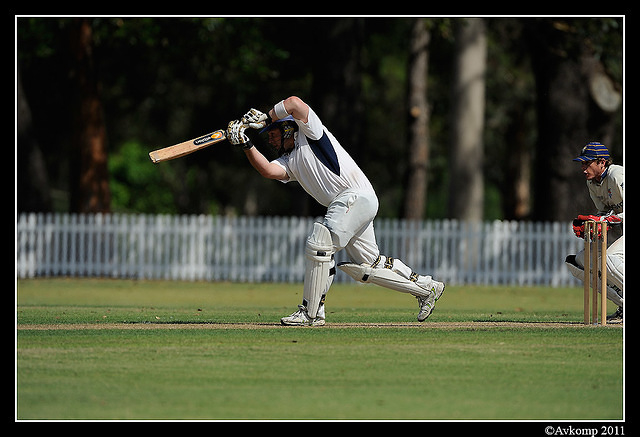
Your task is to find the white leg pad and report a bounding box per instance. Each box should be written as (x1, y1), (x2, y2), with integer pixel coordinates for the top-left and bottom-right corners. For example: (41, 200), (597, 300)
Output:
(377, 256), (435, 291)
(338, 257), (432, 297)
(304, 222), (334, 318)
(605, 252), (624, 294)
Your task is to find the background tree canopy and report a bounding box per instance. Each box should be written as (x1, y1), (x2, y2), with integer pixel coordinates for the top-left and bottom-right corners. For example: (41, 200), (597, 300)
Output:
(17, 17), (623, 221)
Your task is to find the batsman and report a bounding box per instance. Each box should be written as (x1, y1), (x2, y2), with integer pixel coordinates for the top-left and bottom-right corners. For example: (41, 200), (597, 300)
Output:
(226, 96), (445, 326)
(565, 142), (624, 323)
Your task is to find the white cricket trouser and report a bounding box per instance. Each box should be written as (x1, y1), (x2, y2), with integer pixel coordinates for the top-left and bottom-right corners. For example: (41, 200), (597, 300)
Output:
(323, 189), (380, 265)
(324, 189), (439, 299)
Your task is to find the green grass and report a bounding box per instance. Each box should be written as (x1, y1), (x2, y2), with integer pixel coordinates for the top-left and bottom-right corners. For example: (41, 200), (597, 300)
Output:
(16, 279), (624, 421)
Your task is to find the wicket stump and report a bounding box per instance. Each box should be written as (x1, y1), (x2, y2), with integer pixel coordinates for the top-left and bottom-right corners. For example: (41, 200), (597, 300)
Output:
(583, 221), (607, 325)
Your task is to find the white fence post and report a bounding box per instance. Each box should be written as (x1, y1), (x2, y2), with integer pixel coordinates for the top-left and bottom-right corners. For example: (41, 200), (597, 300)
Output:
(16, 212), (584, 286)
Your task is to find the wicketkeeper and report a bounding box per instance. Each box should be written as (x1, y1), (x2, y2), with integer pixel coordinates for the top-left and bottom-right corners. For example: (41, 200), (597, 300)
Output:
(226, 96), (445, 326)
(565, 142), (624, 323)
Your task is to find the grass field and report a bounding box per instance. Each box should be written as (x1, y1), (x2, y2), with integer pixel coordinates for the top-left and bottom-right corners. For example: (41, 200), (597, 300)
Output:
(16, 278), (624, 422)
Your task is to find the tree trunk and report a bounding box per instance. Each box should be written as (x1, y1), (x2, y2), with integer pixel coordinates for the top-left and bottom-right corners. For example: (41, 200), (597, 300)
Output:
(526, 20), (620, 221)
(17, 68), (52, 212)
(403, 18), (430, 220)
(502, 106), (531, 220)
(68, 18), (111, 213)
(448, 18), (487, 222)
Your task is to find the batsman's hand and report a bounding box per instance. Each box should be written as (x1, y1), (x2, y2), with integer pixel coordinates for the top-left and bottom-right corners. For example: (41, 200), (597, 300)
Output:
(242, 108), (271, 129)
(227, 120), (254, 150)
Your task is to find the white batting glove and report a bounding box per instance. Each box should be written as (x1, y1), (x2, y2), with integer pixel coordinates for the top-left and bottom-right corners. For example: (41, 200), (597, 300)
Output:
(227, 120), (253, 150)
(242, 108), (271, 129)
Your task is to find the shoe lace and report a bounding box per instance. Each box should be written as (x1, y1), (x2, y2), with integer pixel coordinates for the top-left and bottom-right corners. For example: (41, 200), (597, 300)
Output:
(290, 305), (307, 318)
(416, 295), (429, 309)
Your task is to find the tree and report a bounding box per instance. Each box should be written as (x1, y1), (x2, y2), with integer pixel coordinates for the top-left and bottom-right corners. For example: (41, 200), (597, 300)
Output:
(17, 17), (622, 219)
(17, 68), (52, 212)
(403, 18), (430, 220)
(447, 18), (487, 222)
(525, 18), (622, 221)
(68, 18), (111, 213)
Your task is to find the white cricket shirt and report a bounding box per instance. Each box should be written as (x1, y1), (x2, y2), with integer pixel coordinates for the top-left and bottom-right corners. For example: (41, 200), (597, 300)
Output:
(272, 107), (375, 207)
(588, 164), (624, 220)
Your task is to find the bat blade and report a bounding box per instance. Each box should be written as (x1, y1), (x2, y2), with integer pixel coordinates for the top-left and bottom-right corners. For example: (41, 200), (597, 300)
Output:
(149, 129), (227, 163)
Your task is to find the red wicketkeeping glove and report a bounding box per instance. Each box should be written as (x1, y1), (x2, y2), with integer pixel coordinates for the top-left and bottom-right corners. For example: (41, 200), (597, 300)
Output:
(574, 214), (621, 239)
(572, 219), (586, 238)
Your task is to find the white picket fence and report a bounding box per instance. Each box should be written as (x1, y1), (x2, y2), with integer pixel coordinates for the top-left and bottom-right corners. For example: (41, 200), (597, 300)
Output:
(16, 212), (583, 286)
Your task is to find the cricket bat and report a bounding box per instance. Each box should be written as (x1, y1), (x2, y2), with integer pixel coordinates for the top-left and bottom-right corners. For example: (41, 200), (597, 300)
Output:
(149, 129), (227, 163)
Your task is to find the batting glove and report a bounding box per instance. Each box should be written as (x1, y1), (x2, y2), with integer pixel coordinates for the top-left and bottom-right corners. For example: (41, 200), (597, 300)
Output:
(227, 120), (254, 150)
(242, 108), (271, 129)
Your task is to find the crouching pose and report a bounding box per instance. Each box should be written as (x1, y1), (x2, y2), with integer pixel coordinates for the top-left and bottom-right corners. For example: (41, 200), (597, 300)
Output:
(227, 96), (444, 325)
(565, 142), (624, 323)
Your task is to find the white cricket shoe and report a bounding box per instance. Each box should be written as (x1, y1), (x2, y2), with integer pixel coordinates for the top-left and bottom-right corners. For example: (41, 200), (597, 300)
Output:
(416, 280), (445, 322)
(280, 305), (326, 326)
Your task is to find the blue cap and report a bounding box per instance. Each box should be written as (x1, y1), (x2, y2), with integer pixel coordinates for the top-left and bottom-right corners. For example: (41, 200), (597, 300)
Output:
(259, 115), (296, 134)
(573, 142), (610, 162)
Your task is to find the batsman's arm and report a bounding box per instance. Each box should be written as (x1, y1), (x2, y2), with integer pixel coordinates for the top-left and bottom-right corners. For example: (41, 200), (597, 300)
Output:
(268, 96), (309, 123)
(244, 146), (289, 181)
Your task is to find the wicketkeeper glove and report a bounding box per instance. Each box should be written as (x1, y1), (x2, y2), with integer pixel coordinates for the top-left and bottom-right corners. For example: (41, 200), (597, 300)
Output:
(572, 214), (622, 238)
(242, 108), (271, 129)
(227, 120), (254, 150)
